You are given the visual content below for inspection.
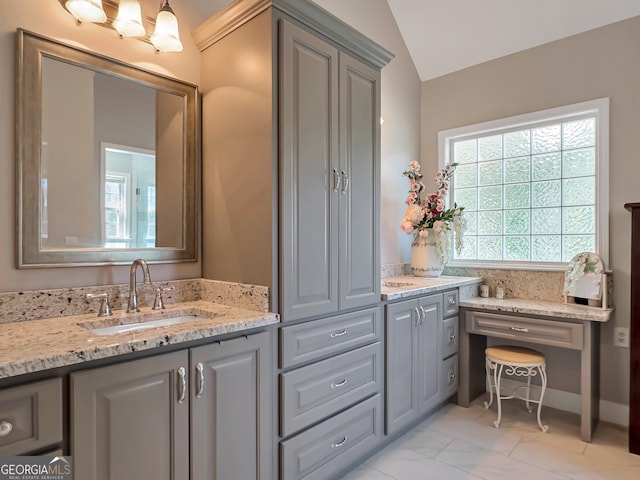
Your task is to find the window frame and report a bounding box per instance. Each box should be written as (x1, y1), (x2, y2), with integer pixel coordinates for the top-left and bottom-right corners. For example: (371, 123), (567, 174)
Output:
(438, 98), (610, 270)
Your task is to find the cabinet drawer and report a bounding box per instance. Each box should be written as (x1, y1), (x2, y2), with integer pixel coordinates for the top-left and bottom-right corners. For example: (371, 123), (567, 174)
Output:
(442, 316), (458, 359)
(280, 394), (382, 480)
(0, 378), (63, 455)
(466, 311), (584, 350)
(280, 307), (381, 368)
(280, 343), (381, 437)
(442, 355), (458, 399)
(443, 290), (459, 317)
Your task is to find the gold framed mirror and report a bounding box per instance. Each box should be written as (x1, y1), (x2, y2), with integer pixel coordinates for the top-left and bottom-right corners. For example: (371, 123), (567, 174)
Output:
(17, 29), (199, 267)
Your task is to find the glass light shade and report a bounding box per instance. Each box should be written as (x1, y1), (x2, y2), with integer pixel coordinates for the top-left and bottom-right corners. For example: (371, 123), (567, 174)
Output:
(150, 3), (183, 52)
(65, 0), (107, 23)
(113, 0), (146, 37)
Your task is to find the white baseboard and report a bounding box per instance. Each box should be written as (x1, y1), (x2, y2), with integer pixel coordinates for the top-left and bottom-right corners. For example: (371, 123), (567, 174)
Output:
(494, 378), (629, 427)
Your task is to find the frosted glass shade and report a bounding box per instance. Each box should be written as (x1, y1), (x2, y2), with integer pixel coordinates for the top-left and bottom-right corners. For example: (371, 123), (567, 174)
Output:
(66, 0), (107, 23)
(113, 0), (146, 37)
(150, 2), (183, 52)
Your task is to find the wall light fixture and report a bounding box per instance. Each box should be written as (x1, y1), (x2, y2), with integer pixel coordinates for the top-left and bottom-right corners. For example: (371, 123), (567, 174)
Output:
(61, 0), (183, 53)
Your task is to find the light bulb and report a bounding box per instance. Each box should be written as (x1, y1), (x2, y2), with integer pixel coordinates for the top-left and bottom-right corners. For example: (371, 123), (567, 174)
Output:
(150, 0), (183, 52)
(113, 0), (146, 38)
(65, 0), (107, 23)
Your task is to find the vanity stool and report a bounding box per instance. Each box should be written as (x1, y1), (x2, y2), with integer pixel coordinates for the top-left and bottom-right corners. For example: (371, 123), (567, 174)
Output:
(484, 345), (548, 432)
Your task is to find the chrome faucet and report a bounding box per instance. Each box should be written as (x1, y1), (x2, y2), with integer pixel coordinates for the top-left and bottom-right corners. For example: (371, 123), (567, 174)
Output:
(127, 259), (151, 313)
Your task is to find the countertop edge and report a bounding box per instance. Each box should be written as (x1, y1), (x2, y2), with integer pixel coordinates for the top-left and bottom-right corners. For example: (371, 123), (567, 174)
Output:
(459, 297), (613, 322)
(0, 301), (279, 379)
(381, 275), (483, 301)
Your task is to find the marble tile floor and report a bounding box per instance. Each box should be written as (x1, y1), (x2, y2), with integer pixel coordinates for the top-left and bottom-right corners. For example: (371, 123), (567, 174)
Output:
(341, 399), (640, 480)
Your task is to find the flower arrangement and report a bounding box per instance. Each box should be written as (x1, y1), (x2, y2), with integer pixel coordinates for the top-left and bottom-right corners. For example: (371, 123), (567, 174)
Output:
(401, 161), (465, 262)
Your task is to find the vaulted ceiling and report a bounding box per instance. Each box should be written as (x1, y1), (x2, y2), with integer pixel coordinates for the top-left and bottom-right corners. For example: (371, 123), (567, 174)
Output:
(183, 0), (640, 82)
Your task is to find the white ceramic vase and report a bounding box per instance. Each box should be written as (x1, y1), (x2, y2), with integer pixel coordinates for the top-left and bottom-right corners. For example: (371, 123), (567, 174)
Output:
(411, 229), (444, 277)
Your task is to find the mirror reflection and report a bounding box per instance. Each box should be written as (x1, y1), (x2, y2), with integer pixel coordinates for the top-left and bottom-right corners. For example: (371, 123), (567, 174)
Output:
(18, 29), (198, 266)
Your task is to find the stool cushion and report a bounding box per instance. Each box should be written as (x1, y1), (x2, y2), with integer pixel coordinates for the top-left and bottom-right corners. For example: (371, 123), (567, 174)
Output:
(486, 345), (545, 365)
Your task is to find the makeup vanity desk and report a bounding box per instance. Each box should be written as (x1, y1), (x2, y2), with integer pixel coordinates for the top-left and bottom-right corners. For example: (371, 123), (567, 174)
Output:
(457, 297), (613, 442)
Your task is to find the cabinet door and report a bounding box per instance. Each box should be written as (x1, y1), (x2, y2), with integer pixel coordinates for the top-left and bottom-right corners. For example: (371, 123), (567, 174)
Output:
(280, 20), (340, 321)
(71, 351), (189, 480)
(418, 294), (443, 414)
(385, 299), (419, 434)
(191, 332), (272, 480)
(338, 52), (381, 311)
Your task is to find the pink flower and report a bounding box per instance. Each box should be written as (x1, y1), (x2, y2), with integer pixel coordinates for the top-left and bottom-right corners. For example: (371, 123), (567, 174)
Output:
(409, 161), (420, 171)
(419, 229), (429, 238)
(409, 180), (421, 192)
(405, 192), (418, 205)
(401, 220), (414, 234)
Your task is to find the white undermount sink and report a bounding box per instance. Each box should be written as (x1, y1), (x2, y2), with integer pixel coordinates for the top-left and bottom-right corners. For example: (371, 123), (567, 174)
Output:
(79, 309), (217, 336)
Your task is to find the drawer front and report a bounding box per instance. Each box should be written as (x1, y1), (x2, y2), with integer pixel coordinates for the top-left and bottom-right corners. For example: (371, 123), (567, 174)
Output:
(280, 307), (381, 368)
(442, 355), (458, 399)
(0, 378), (63, 455)
(280, 343), (381, 437)
(281, 394), (382, 480)
(443, 290), (459, 317)
(466, 311), (584, 350)
(442, 316), (459, 359)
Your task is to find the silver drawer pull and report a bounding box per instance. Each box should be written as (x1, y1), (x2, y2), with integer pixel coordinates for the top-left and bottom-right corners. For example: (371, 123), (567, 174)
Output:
(0, 421), (12, 437)
(414, 307), (420, 326)
(196, 362), (205, 399)
(177, 367), (187, 404)
(330, 329), (348, 338)
(331, 435), (348, 448)
(333, 169), (341, 192)
(331, 378), (348, 389)
(448, 298), (457, 306)
(449, 333), (457, 342)
(450, 372), (456, 381)
(510, 326), (529, 333)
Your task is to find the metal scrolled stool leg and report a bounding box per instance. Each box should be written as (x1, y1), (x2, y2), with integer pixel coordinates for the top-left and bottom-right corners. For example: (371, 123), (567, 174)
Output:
(484, 345), (548, 433)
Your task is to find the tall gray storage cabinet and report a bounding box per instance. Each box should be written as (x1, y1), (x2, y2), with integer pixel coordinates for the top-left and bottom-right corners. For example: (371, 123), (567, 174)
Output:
(195, 0), (393, 321)
(71, 332), (272, 480)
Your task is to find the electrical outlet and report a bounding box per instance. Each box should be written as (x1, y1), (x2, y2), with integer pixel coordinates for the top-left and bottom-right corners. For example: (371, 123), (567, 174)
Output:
(614, 327), (630, 348)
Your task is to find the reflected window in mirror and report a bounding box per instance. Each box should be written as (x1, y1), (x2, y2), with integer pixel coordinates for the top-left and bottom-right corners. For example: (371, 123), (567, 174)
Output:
(17, 29), (198, 266)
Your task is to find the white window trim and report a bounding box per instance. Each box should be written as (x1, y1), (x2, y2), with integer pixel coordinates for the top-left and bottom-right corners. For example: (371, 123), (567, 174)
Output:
(438, 98), (610, 270)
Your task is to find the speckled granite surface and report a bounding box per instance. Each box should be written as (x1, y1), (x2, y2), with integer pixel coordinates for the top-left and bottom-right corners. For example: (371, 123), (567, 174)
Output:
(459, 297), (612, 322)
(444, 267), (566, 302)
(381, 263), (411, 278)
(0, 300), (278, 378)
(381, 275), (482, 301)
(0, 278), (269, 324)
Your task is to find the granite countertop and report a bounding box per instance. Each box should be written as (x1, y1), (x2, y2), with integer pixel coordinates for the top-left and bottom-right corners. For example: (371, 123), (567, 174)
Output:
(381, 275), (482, 301)
(0, 301), (279, 378)
(460, 297), (613, 322)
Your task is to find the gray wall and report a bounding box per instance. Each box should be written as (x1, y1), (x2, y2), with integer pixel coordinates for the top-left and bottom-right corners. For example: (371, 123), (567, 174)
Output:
(421, 16), (640, 405)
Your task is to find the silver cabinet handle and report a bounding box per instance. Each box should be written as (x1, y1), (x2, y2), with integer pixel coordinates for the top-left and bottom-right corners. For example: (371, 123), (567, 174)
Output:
(330, 378), (348, 389)
(419, 306), (426, 325)
(448, 297), (457, 306)
(449, 371), (456, 381)
(331, 435), (348, 448)
(0, 421), (12, 437)
(177, 366), (187, 404)
(510, 326), (529, 333)
(330, 329), (348, 338)
(414, 307), (420, 326)
(333, 168), (341, 192)
(196, 362), (205, 399)
(341, 171), (349, 193)
(449, 333), (457, 343)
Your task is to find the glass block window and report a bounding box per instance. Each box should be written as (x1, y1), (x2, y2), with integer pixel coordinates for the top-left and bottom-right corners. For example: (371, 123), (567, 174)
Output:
(439, 99), (609, 267)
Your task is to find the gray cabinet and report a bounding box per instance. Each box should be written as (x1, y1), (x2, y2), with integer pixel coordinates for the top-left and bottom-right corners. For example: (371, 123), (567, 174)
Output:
(197, 1), (392, 321)
(281, 20), (381, 321)
(0, 378), (62, 455)
(385, 291), (460, 436)
(279, 307), (383, 480)
(71, 332), (272, 480)
(385, 294), (442, 435)
(191, 333), (272, 480)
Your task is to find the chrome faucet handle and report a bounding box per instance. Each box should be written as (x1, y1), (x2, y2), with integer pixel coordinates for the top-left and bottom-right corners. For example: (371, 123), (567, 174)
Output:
(86, 292), (113, 317)
(152, 286), (174, 310)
